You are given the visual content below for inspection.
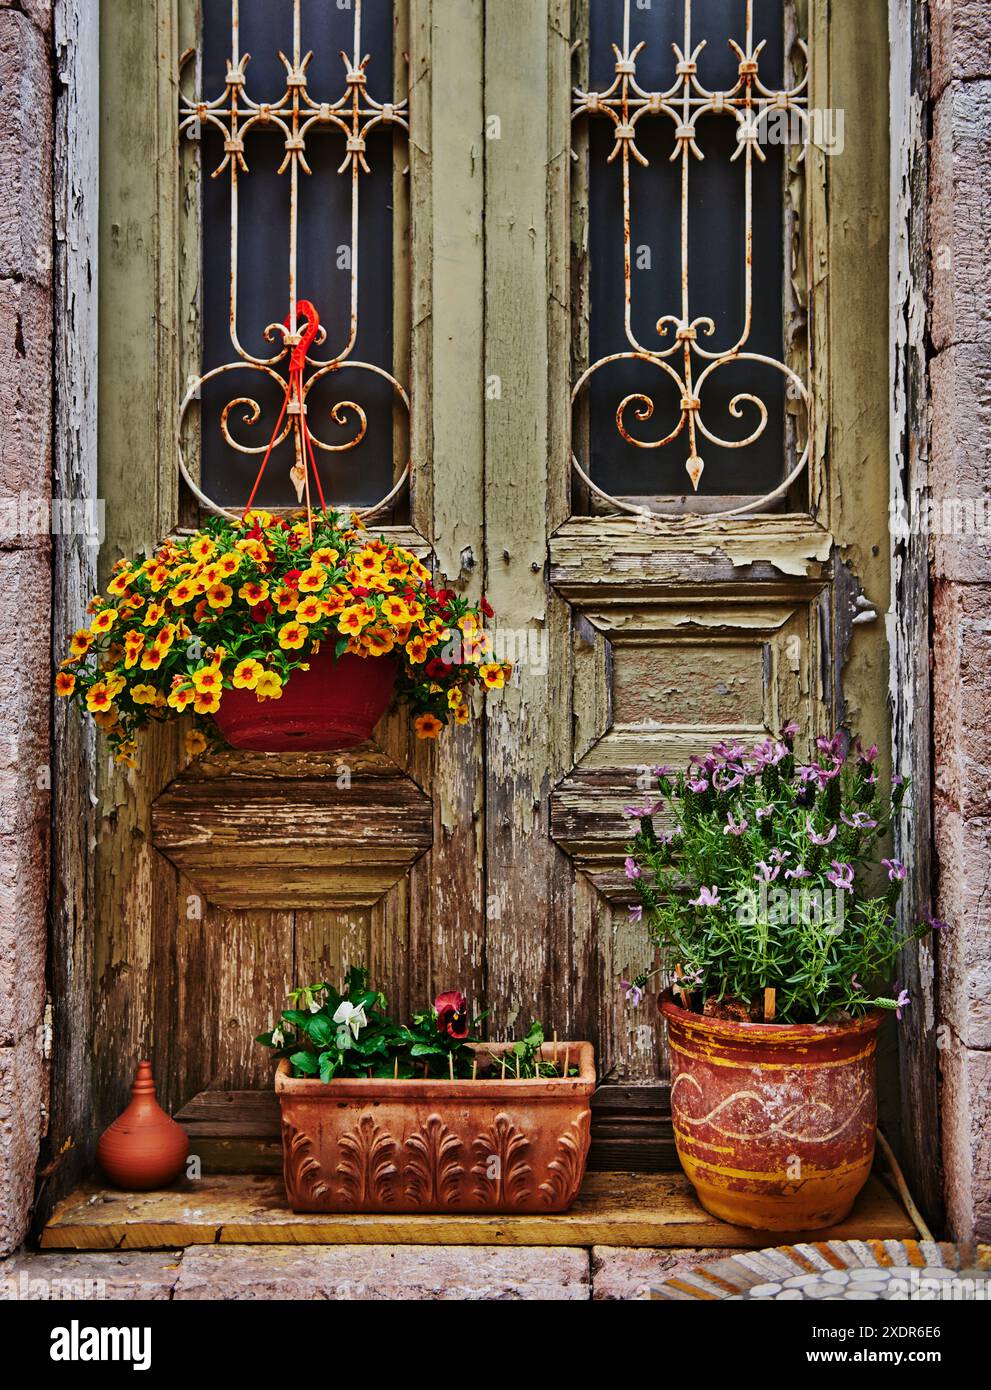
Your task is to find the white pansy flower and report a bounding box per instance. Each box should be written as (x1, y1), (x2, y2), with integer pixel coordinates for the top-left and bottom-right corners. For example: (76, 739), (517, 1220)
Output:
(333, 1000), (368, 1039)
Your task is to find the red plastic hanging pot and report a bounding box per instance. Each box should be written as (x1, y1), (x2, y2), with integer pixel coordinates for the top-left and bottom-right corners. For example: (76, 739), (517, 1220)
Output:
(213, 648), (398, 752)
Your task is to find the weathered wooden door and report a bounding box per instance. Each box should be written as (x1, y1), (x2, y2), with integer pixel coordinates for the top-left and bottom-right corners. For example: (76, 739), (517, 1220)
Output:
(480, 0), (891, 1133)
(78, 0), (893, 1162)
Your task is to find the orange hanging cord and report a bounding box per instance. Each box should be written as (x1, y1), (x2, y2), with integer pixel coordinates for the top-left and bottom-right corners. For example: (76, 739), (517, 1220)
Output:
(242, 299), (328, 538)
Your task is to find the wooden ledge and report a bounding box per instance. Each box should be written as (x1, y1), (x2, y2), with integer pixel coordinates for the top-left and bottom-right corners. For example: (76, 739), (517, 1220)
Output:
(40, 1172), (914, 1252)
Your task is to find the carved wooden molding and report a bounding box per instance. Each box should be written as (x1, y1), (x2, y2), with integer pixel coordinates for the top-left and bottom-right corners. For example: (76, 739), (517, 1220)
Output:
(549, 595), (824, 897)
(152, 755), (432, 908)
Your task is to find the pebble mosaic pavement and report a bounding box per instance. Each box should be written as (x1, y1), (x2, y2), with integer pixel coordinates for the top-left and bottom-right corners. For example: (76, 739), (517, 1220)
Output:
(649, 1239), (990, 1300)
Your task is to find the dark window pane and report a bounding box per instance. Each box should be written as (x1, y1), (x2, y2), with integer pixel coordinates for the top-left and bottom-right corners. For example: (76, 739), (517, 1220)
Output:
(582, 0), (798, 503)
(198, 0), (399, 512)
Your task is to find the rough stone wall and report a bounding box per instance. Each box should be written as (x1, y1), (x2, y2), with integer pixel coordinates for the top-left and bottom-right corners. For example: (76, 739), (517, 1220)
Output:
(0, 0), (52, 1255)
(930, 0), (991, 1245)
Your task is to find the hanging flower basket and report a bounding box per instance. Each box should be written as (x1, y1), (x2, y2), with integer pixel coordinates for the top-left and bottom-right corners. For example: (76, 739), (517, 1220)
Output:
(213, 648), (398, 752)
(57, 301), (511, 761)
(56, 508), (510, 762)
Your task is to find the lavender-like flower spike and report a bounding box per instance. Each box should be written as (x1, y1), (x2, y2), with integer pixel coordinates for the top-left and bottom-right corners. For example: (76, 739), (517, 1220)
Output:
(624, 856), (642, 881)
(827, 861), (855, 891)
(882, 857), (907, 882)
(620, 978), (643, 1007)
(691, 885), (721, 908)
(895, 987), (910, 1021)
(805, 816), (837, 846)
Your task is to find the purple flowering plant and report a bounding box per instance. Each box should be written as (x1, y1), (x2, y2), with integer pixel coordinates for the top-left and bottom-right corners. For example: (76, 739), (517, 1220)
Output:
(622, 726), (943, 1025)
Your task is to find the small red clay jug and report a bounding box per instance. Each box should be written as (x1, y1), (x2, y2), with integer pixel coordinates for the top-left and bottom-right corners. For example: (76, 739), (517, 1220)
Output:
(96, 1061), (189, 1190)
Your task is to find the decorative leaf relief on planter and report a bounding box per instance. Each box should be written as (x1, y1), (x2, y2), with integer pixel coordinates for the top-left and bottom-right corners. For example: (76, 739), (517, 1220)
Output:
(470, 1113), (533, 1206)
(403, 1114), (466, 1206)
(282, 1120), (331, 1206)
(538, 1110), (592, 1208)
(336, 1114), (400, 1207)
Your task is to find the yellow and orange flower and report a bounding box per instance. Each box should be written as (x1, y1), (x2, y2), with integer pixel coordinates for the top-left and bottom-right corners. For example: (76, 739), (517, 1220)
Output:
(193, 690), (221, 715)
(239, 580), (269, 606)
(85, 682), (113, 713)
(277, 620), (308, 651)
(232, 658), (263, 690)
(295, 596), (322, 624)
(216, 552), (242, 578)
(414, 713), (444, 740)
(142, 602), (166, 628)
(362, 627), (395, 656)
(297, 566), (327, 593)
(478, 662), (506, 690)
(273, 585), (299, 614)
(381, 596), (411, 627)
(254, 670), (283, 701)
(337, 605), (370, 636)
(89, 608), (118, 635)
(192, 665), (223, 694)
(190, 537), (216, 562)
(139, 646), (164, 671)
(169, 579), (198, 606)
(206, 582), (234, 610)
(55, 672), (76, 697)
(124, 632), (145, 669)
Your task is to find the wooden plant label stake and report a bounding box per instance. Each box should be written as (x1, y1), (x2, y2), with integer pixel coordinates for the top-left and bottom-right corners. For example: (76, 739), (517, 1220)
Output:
(448, 1051), (455, 1081)
(393, 1056), (399, 1079)
(764, 987), (776, 1023)
(471, 1055), (478, 1081)
(500, 1053), (506, 1080)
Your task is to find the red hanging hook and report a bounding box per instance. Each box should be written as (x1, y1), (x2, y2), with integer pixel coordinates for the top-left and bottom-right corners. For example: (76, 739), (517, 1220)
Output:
(243, 298), (328, 538)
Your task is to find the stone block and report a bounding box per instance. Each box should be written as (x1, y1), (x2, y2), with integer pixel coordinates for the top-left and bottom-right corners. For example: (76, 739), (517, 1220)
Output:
(0, 547), (51, 836)
(932, 0), (991, 98)
(0, 1250), (181, 1300)
(930, 81), (991, 352)
(941, 1040), (991, 1245)
(174, 1244), (590, 1301)
(0, 1031), (45, 1256)
(0, 10), (52, 287)
(0, 276), (52, 511)
(932, 582), (991, 813)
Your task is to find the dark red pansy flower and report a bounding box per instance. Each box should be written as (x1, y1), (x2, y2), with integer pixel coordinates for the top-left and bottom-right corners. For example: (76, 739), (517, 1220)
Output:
(426, 658), (453, 679)
(434, 990), (469, 1040)
(350, 585), (369, 598)
(249, 600), (274, 623)
(480, 596), (494, 618)
(284, 569), (302, 587)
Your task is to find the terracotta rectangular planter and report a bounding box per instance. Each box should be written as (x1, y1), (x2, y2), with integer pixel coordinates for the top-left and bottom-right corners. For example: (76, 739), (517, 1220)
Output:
(275, 1043), (595, 1214)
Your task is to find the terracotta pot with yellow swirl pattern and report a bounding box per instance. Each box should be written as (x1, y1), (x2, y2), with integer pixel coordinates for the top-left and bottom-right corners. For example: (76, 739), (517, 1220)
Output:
(661, 993), (882, 1231)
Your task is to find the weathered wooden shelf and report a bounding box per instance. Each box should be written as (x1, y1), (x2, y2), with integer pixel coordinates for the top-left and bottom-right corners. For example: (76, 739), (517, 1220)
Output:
(41, 1172), (914, 1252)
